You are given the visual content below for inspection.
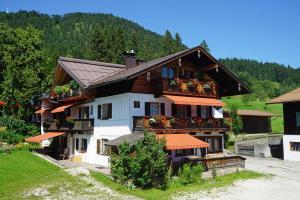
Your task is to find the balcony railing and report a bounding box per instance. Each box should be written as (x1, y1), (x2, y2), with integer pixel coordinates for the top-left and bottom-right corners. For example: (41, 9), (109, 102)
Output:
(133, 116), (228, 132)
(56, 88), (82, 101)
(44, 118), (94, 132)
(152, 78), (217, 97)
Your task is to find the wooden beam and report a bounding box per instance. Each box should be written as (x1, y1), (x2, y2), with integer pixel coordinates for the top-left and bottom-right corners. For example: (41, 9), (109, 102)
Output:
(199, 64), (218, 72)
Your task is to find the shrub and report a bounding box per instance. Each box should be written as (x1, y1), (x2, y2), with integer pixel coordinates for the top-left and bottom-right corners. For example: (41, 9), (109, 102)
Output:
(178, 163), (204, 185)
(111, 132), (169, 189)
(0, 130), (24, 144)
(0, 116), (39, 144)
(227, 103), (243, 135)
(14, 142), (41, 151)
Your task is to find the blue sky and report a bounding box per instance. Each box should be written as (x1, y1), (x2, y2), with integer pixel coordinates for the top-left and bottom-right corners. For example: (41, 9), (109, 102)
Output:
(1, 0), (300, 67)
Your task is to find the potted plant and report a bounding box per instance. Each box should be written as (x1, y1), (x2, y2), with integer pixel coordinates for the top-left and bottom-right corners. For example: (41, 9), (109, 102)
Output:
(203, 83), (212, 94)
(169, 117), (177, 128)
(186, 81), (195, 92)
(64, 116), (75, 129)
(169, 79), (178, 91)
(68, 80), (80, 96)
(54, 85), (70, 98)
(149, 117), (157, 127)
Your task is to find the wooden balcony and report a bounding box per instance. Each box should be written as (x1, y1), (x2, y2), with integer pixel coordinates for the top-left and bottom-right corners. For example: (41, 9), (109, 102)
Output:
(44, 118), (94, 132)
(151, 78), (217, 98)
(133, 116), (229, 133)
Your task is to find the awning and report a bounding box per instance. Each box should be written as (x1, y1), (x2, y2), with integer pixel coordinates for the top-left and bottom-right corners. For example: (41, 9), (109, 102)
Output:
(25, 132), (65, 143)
(51, 103), (75, 113)
(163, 95), (224, 107)
(156, 134), (209, 150)
(35, 107), (52, 114)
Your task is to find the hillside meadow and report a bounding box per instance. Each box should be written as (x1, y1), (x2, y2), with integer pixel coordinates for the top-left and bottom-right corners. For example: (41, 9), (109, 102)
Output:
(222, 96), (283, 134)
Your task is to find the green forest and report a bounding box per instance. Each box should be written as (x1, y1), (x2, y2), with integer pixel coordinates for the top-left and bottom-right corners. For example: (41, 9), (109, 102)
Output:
(0, 10), (299, 121)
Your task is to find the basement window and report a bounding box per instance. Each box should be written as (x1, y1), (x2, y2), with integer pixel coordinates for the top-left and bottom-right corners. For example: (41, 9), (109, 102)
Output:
(290, 142), (300, 152)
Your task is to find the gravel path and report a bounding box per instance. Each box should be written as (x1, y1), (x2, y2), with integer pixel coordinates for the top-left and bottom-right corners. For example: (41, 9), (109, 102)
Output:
(24, 167), (140, 200)
(173, 157), (300, 200)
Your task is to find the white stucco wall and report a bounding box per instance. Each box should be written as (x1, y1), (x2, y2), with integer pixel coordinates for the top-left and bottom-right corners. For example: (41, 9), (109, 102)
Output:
(43, 92), (224, 166)
(283, 134), (300, 161)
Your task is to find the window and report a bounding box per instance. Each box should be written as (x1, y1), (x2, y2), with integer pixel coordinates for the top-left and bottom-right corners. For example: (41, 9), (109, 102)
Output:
(97, 105), (101, 119)
(97, 103), (112, 120)
(75, 138), (79, 151)
(290, 142), (300, 152)
(177, 105), (187, 117)
(296, 112), (300, 127)
(97, 139), (109, 155)
(161, 66), (174, 79)
(79, 106), (89, 119)
(175, 149), (194, 157)
(90, 105), (93, 115)
(81, 138), (87, 152)
(150, 102), (159, 116)
(134, 101), (140, 108)
(102, 103), (112, 120)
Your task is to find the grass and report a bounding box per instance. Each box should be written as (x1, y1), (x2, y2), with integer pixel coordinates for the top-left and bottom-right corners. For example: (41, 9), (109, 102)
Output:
(91, 170), (264, 200)
(222, 96), (283, 134)
(0, 150), (82, 200)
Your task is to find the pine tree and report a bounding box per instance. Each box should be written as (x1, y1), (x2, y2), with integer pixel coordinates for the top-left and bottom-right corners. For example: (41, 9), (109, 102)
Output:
(161, 30), (174, 56)
(128, 32), (139, 53)
(200, 40), (210, 52)
(174, 33), (185, 52)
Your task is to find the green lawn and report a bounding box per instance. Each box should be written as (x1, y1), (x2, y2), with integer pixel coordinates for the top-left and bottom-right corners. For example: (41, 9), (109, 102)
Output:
(222, 96), (283, 134)
(0, 151), (81, 200)
(91, 170), (264, 200)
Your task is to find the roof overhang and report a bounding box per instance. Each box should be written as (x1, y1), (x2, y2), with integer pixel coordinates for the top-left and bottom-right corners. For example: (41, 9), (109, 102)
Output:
(163, 95), (224, 107)
(51, 103), (76, 113)
(157, 134), (209, 150)
(25, 132), (65, 143)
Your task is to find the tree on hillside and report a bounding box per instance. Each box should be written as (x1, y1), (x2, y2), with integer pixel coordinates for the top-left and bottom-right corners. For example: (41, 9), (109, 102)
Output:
(200, 40), (210, 52)
(161, 30), (174, 56)
(88, 26), (108, 62)
(0, 24), (48, 120)
(128, 32), (139, 53)
(174, 33), (186, 52)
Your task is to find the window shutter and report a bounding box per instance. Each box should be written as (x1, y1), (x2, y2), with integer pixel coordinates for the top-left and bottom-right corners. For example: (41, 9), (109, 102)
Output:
(187, 105), (191, 117)
(208, 106), (213, 117)
(78, 107), (82, 119)
(108, 103), (112, 119)
(145, 102), (150, 116)
(97, 105), (101, 119)
(197, 105), (201, 117)
(171, 103), (177, 116)
(160, 103), (165, 115)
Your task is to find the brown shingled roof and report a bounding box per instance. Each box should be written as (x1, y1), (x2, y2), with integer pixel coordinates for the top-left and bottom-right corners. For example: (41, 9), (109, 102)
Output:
(89, 47), (193, 87)
(237, 110), (276, 117)
(268, 87), (300, 104)
(58, 57), (125, 88)
(56, 45), (251, 95)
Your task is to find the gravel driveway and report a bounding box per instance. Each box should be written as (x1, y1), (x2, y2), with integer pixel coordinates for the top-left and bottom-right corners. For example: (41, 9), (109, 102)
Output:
(174, 157), (300, 200)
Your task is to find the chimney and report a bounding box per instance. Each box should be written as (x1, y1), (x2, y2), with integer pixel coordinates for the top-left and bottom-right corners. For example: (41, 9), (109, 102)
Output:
(124, 50), (137, 68)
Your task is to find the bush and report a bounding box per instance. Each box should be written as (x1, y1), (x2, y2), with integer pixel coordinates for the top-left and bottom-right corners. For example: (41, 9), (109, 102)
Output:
(0, 116), (39, 144)
(14, 142), (41, 151)
(111, 132), (169, 189)
(178, 163), (204, 185)
(0, 130), (24, 144)
(227, 104), (243, 135)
